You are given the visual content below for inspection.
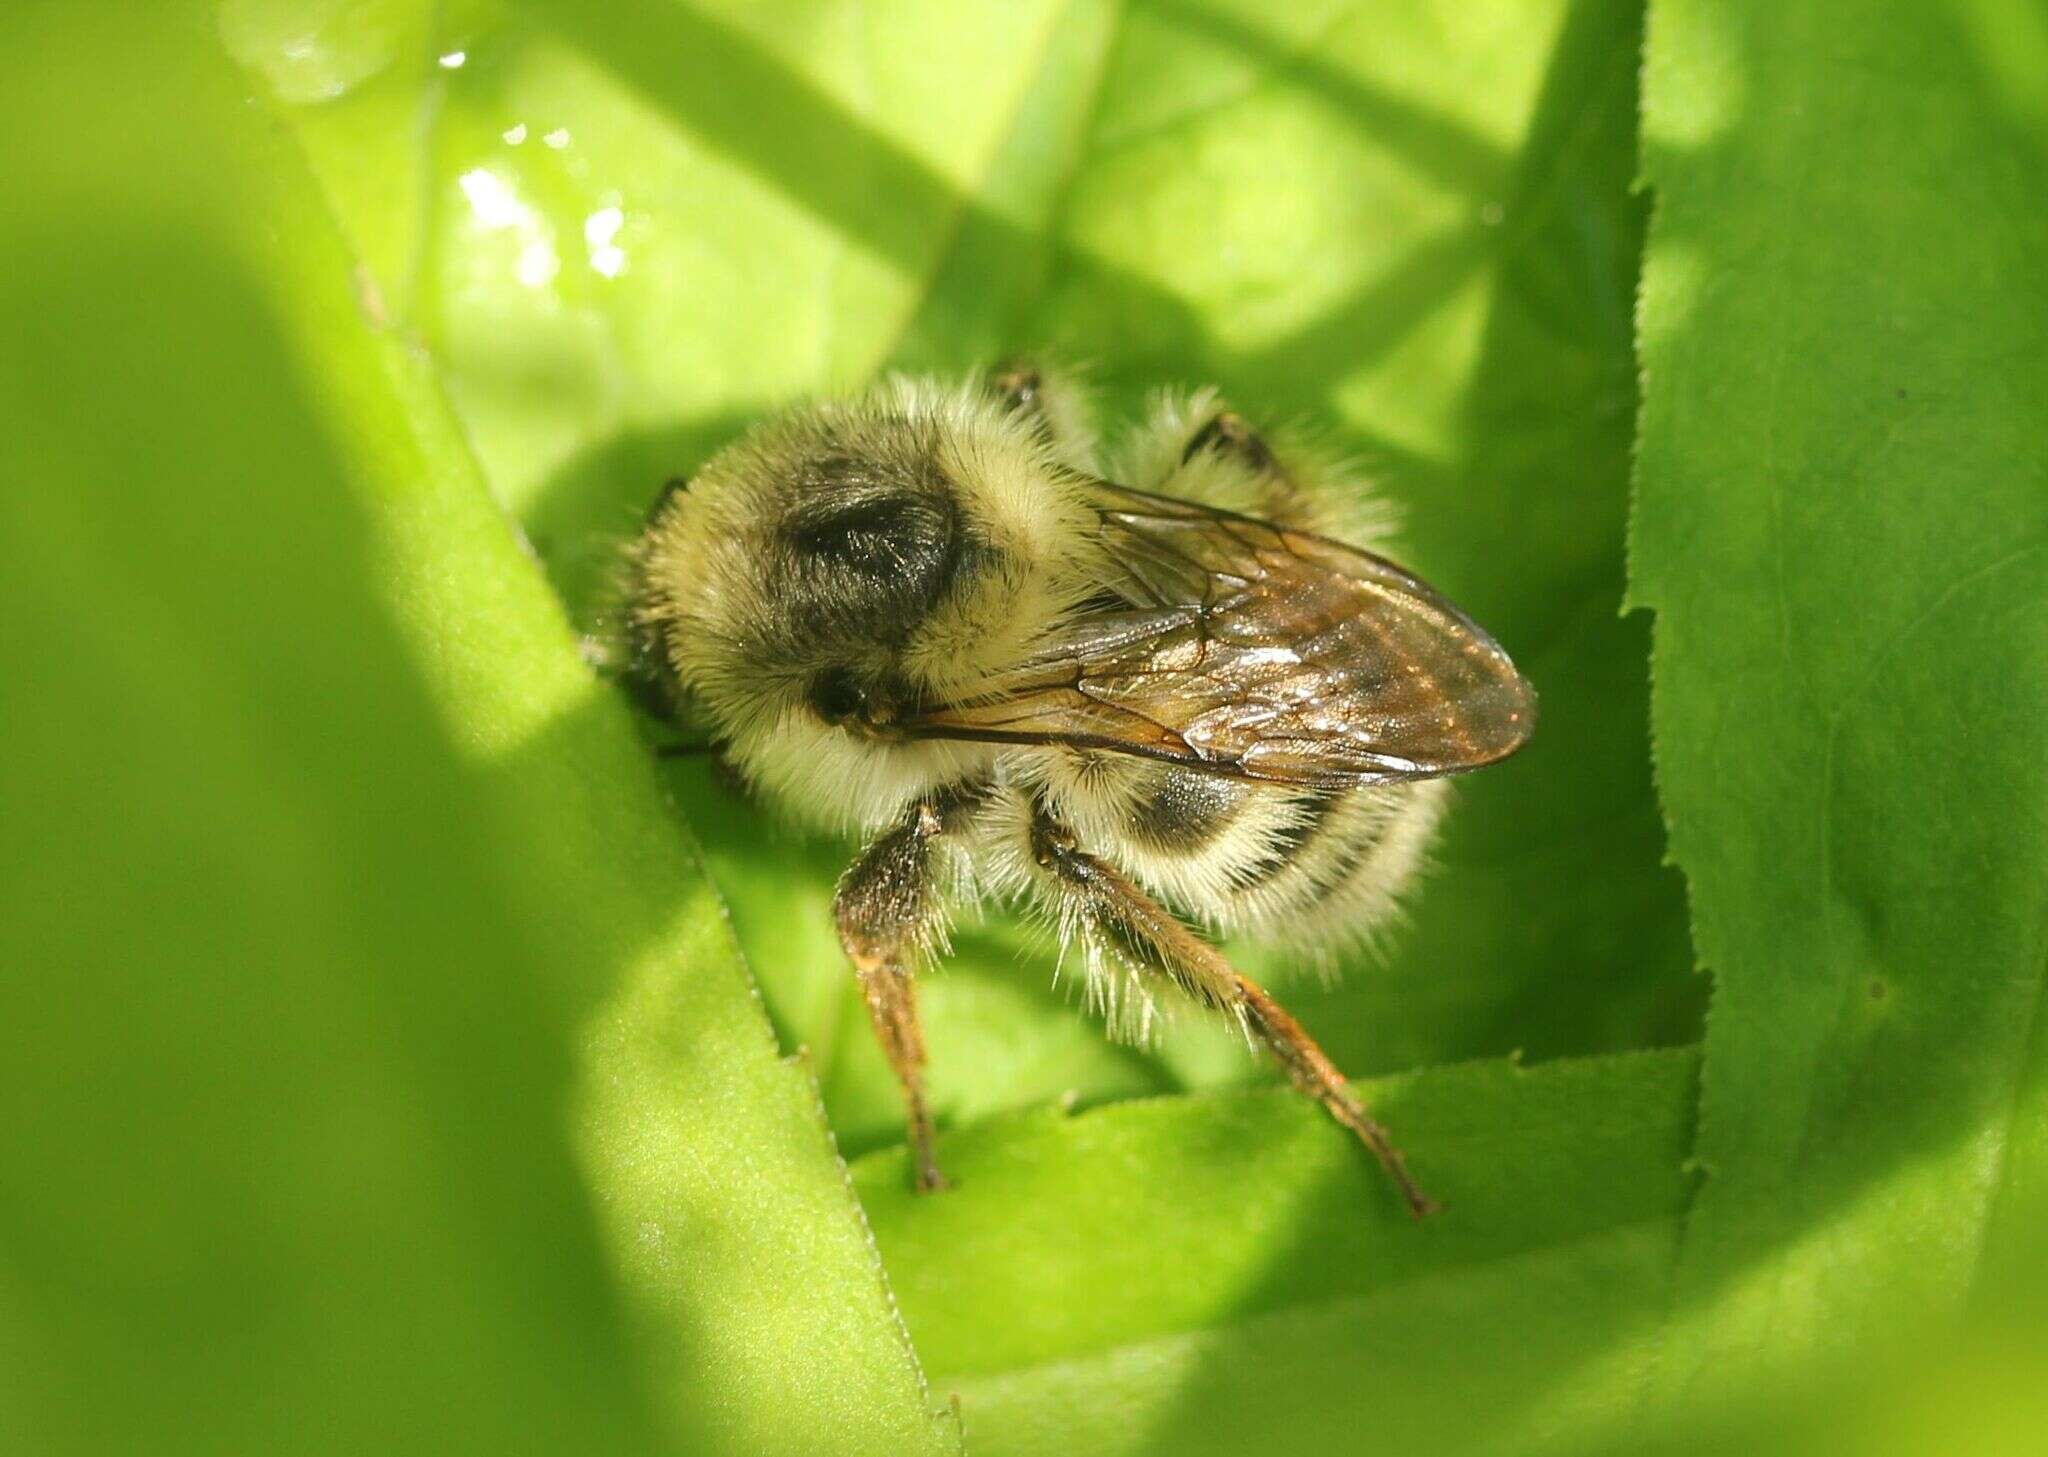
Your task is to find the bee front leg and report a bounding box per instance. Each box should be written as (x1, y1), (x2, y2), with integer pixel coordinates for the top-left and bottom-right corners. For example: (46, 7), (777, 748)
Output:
(1025, 799), (1440, 1219)
(834, 790), (978, 1193)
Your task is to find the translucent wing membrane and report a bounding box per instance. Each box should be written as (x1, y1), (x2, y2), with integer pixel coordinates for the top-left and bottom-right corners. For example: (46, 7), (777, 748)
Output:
(903, 482), (1535, 787)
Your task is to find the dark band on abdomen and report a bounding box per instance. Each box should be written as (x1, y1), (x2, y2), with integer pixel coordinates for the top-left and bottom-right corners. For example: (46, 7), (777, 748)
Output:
(1124, 768), (1252, 856)
(1236, 786), (1344, 887)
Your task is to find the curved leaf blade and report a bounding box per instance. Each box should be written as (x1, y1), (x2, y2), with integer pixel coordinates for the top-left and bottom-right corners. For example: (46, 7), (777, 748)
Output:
(1632, 0), (2048, 1431)
(1, 6), (958, 1452)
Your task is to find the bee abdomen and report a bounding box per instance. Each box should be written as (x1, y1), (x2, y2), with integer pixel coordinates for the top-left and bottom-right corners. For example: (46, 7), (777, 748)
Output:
(1108, 772), (1448, 950)
(1124, 768), (1254, 854)
(1229, 780), (1449, 948)
(1233, 787), (1345, 887)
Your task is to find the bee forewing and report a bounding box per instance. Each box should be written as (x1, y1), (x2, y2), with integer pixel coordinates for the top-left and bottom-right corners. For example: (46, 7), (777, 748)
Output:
(902, 483), (1535, 787)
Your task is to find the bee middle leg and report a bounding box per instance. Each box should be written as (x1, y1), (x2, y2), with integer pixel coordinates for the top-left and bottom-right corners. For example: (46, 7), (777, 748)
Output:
(1025, 797), (1439, 1218)
(986, 357), (1097, 473)
(834, 788), (981, 1192)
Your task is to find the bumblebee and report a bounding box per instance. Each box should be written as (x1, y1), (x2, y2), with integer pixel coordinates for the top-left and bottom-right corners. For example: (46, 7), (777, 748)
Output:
(625, 364), (1534, 1216)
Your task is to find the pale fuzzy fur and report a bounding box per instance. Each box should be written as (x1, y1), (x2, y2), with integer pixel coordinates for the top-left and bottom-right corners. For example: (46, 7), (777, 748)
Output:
(633, 375), (1100, 832)
(631, 370), (1460, 1041)
(1019, 749), (1449, 952)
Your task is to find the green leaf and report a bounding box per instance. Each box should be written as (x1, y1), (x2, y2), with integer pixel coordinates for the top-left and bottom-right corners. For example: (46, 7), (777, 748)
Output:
(1631, 0), (2048, 1437)
(857, 1050), (1701, 1457)
(1, 6), (951, 1454)
(268, 0), (1695, 1150)
(237, 1), (1704, 1447)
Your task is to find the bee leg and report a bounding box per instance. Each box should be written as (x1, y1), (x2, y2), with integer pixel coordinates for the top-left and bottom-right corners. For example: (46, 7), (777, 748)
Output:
(1026, 800), (1440, 1219)
(1181, 408), (1279, 475)
(989, 359), (1049, 420)
(1177, 404), (1334, 530)
(1141, 393), (1395, 544)
(987, 358), (1098, 473)
(834, 791), (978, 1192)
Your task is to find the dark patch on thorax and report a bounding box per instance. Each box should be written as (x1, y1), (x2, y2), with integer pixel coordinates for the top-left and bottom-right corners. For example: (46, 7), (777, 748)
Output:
(774, 443), (973, 646)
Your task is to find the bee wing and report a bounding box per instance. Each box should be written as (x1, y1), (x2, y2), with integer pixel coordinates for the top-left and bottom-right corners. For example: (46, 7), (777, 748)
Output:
(901, 482), (1536, 787)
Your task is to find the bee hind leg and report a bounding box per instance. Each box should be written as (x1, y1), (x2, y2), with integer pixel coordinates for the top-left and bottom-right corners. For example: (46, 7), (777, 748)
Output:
(835, 790), (982, 1192)
(1176, 402), (1330, 531)
(1180, 408), (1278, 473)
(1023, 798), (1439, 1219)
(1127, 391), (1394, 547)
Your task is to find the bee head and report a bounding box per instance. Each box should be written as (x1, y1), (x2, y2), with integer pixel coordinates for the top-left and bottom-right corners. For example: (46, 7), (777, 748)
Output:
(627, 378), (1092, 827)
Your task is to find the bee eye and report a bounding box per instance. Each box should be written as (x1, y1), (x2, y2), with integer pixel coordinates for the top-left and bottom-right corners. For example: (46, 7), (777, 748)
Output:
(808, 667), (864, 724)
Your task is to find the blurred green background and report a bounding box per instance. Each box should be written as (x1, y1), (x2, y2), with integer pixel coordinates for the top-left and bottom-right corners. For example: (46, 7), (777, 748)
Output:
(3, 2), (2044, 1454)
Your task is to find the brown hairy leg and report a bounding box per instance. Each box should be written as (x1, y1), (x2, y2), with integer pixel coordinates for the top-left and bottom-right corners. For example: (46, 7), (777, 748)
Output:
(1181, 407), (1278, 473)
(1178, 404), (1335, 531)
(987, 356), (1098, 475)
(833, 790), (979, 1192)
(990, 358), (1049, 422)
(1026, 798), (1439, 1218)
